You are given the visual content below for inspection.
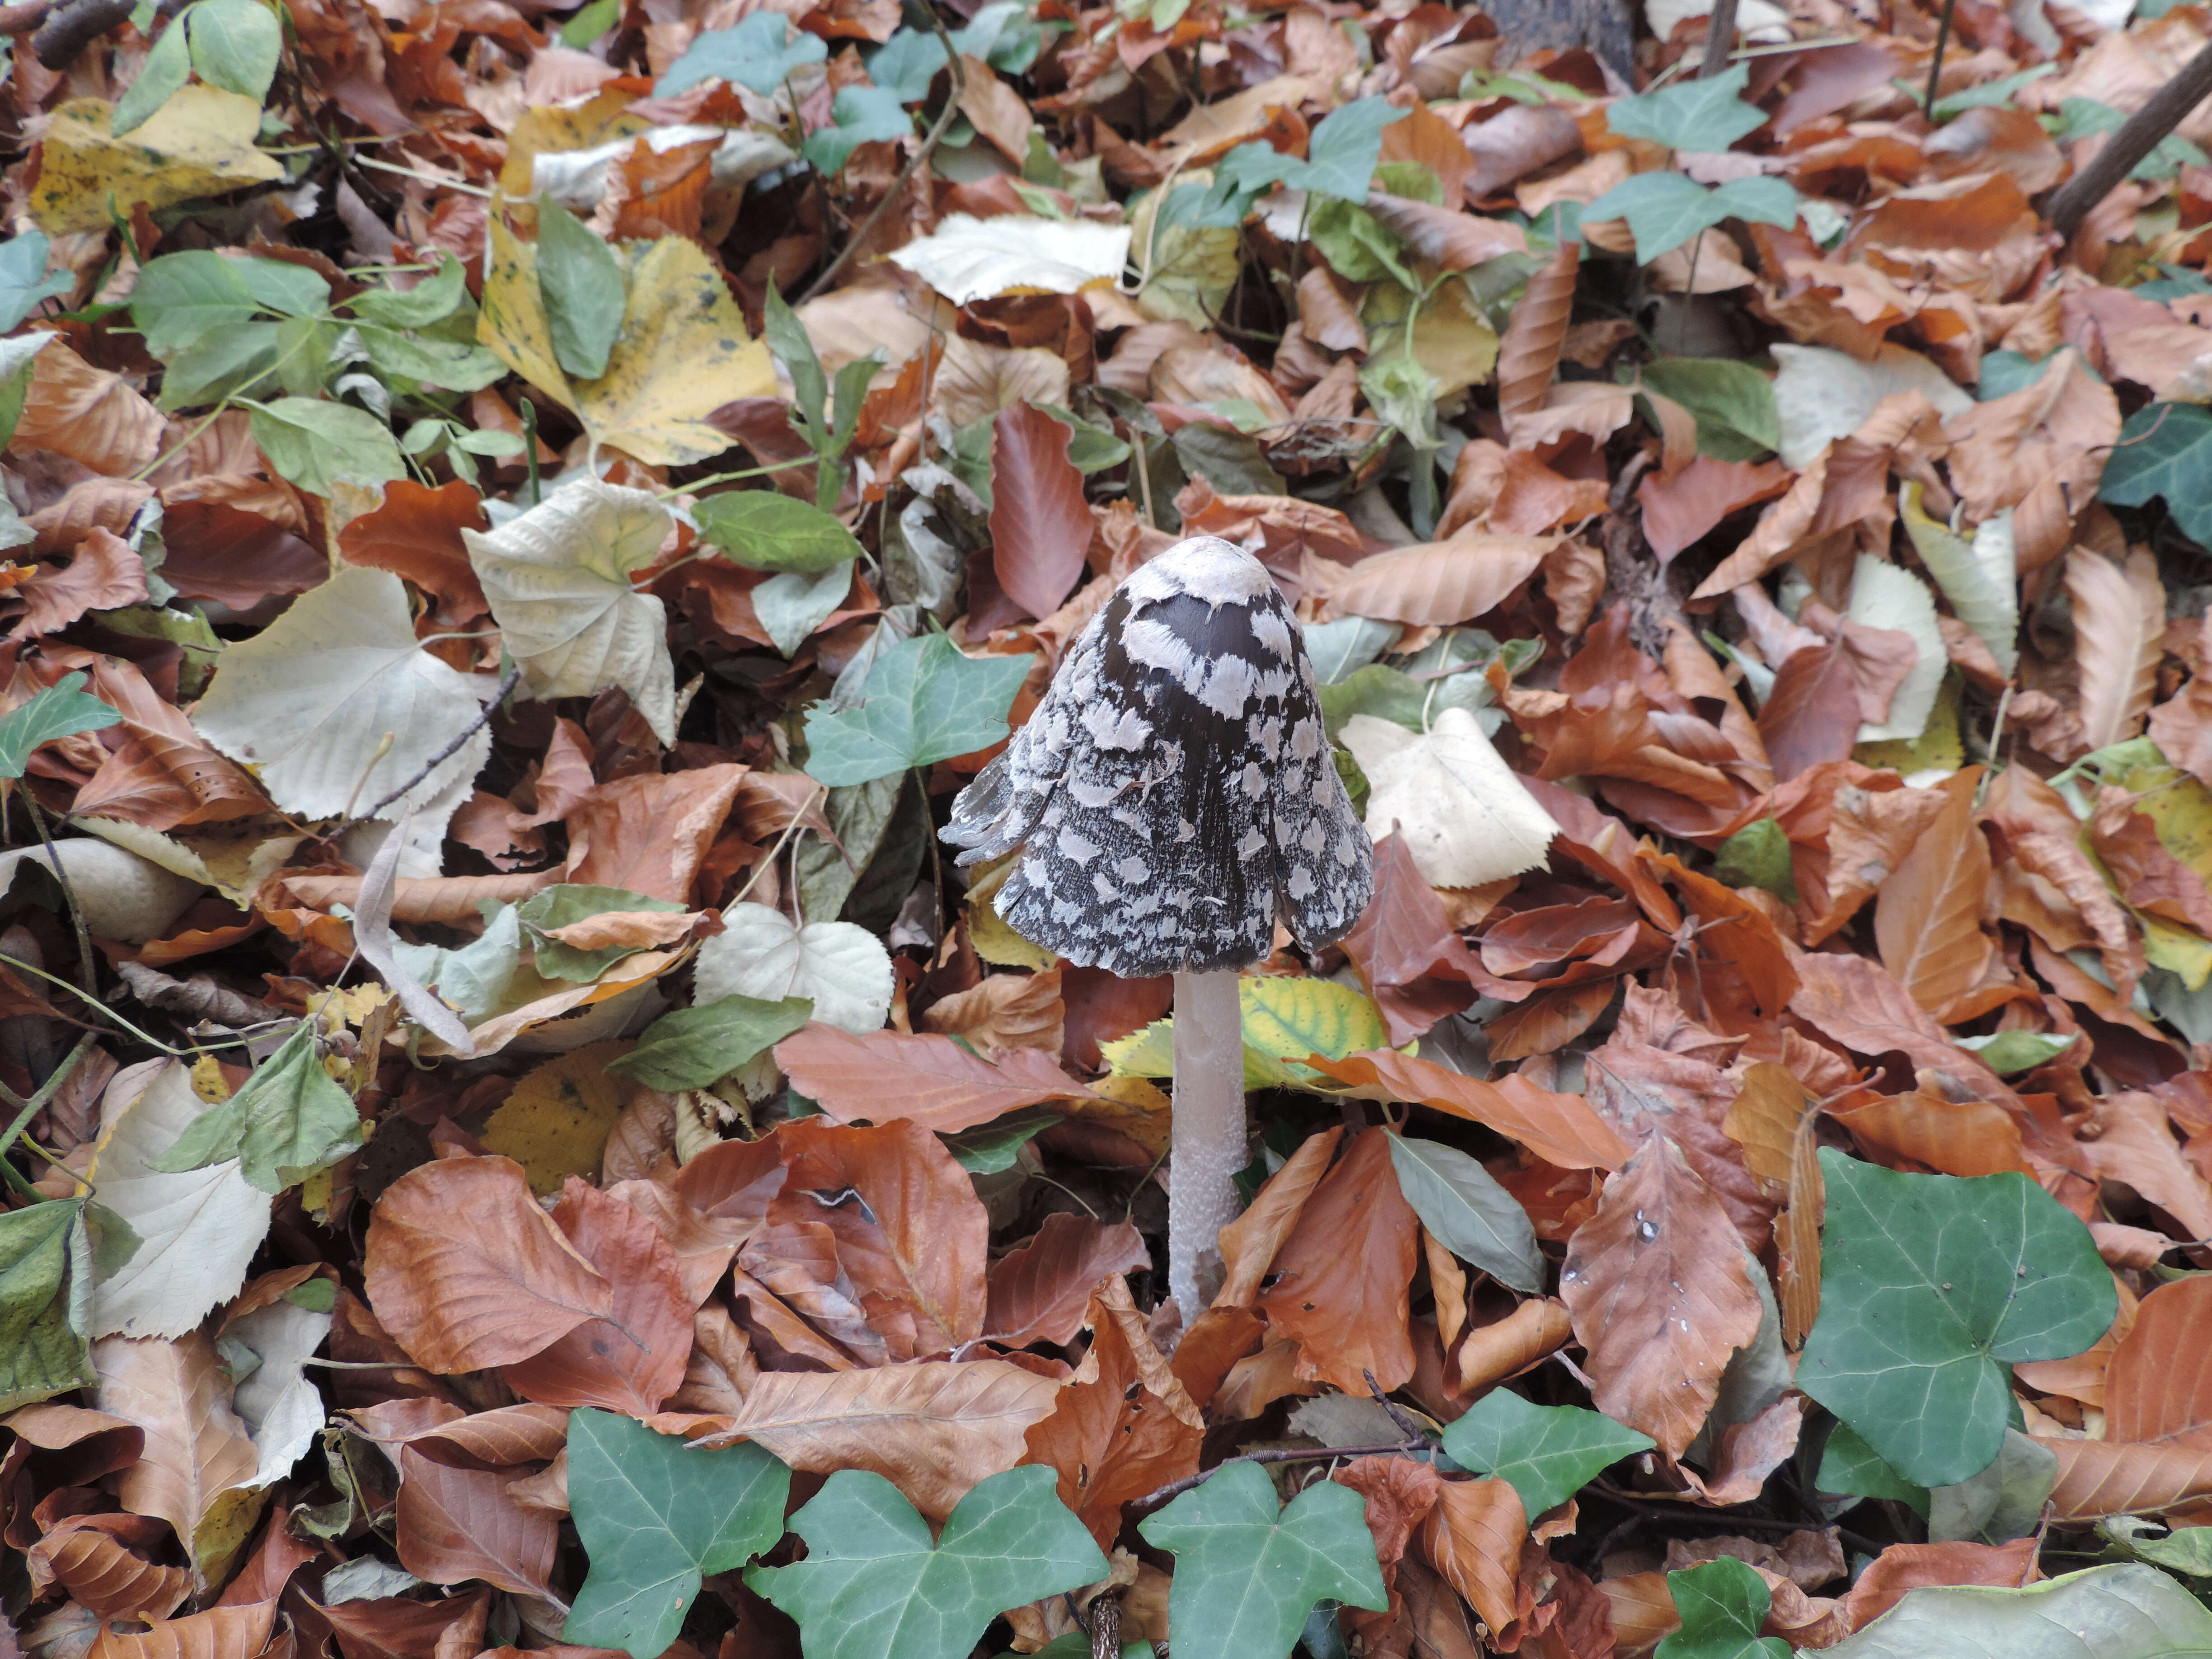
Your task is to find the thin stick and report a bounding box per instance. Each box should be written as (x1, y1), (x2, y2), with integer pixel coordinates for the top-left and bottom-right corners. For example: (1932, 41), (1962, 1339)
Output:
(2047, 39), (2212, 241)
(0, 1031), (97, 1165)
(338, 660), (521, 835)
(22, 792), (95, 1004)
(1134, 1440), (1431, 1511)
(1699, 0), (1739, 76)
(1922, 0), (1961, 118)
(800, 6), (965, 301)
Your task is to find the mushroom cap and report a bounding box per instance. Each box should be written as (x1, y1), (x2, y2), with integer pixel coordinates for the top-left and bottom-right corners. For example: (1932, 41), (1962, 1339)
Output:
(943, 535), (1373, 977)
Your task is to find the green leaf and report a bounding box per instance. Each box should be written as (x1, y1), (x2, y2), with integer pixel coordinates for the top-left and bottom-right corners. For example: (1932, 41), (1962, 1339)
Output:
(187, 0), (282, 100)
(1952, 1029), (2078, 1076)
(0, 1199), (96, 1412)
(1295, 98), (1411, 199)
(514, 884), (686, 982)
(801, 633), (1035, 787)
(693, 492), (866, 574)
(1438, 1389), (1654, 1519)
(868, 28), (950, 103)
(564, 1408), (791, 1659)
(131, 250), (329, 357)
(940, 1107), (1059, 1174)
(608, 994), (815, 1091)
(155, 321), (285, 411)
(1796, 1150), (2118, 1487)
(0, 672), (121, 780)
(1897, 480), (2019, 679)
(245, 397), (409, 497)
(1136, 1462), (1387, 1659)
(747, 1466), (1106, 1659)
(951, 1), (1042, 74)
(2101, 1515), (2212, 1577)
(1361, 356), (1441, 450)
(147, 1021), (363, 1194)
(1712, 817), (1797, 903)
(112, 14), (192, 136)
(1171, 422), (1286, 497)
(1385, 1133), (1543, 1293)
(1706, 175), (1800, 231)
(1812, 1563), (2212, 1658)
(1928, 64), (2055, 119)
(2099, 403), (2212, 549)
(1637, 357), (1779, 458)
(802, 85), (916, 178)
(764, 280), (829, 449)
(657, 9), (829, 97)
(1606, 62), (1765, 153)
(1656, 1556), (1791, 1659)
(352, 325), (509, 393)
(0, 232), (73, 333)
(1927, 1428), (2055, 1545)
(536, 202), (627, 382)
(345, 257), (471, 330)
(559, 0), (619, 47)
(1309, 196), (1417, 289)
(755, 563), (856, 658)
(1816, 1420), (1931, 1518)
(1582, 173), (1795, 264)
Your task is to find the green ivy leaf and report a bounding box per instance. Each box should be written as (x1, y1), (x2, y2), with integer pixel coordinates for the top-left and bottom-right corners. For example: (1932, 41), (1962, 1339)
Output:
(147, 1021), (363, 1194)
(1606, 61), (1766, 153)
(2100, 402), (2212, 550)
(1815, 1420), (1930, 1518)
(0, 673), (121, 780)
(1813, 1564), (2212, 1658)
(1797, 1150), (2118, 1488)
(608, 994), (815, 1092)
(564, 1408), (791, 1659)
(802, 86), (917, 178)
(693, 492), (867, 574)
(867, 28), (950, 102)
(1385, 1133), (1543, 1293)
(1656, 1557), (1791, 1659)
(1136, 1462), (1387, 1659)
(802, 633), (1034, 787)
(1438, 1389), (1654, 1519)
(755, 563), (857, 658)
(940, 1106), (1059, 1174)
(535, 202), (627, 382)
(747, 1466), (1106, 1659)
(112, 14), (193, 136)
(1712, 817), (1797, 903)
(514, 884), (686, 982)
(0, 1199), (96, 1413)
(1636, 357), (1779, 459)
(0, 232), (73, 334)
(1582, 173), (1796, 265)
(187, 0), (283, 102)
(244, 397), (409, 497)
(656, 10), (829, 96)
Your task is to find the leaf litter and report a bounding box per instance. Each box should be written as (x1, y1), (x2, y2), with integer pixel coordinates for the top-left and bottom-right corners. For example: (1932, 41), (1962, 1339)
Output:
(9, 0), (2212, 1655)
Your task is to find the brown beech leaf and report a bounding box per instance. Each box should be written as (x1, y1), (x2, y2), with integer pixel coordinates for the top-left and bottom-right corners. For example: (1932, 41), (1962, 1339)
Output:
(1787, 953), (2015, 1103)
(1758, 642), (1861, 783)
(1636, 456), (1792, 564)
(1873, 769), (1994, 1018)
(1257, 1127), (1420, 1394)
(337, 479), (490, 621)
(1558, 1135), (1763, 1459)
(1836, 1538), (2039, 1631)
(92, 1332), (259, 1582)
(500, 1178), (693, 1414)
(25, 1514), (190, 1619)
(10, 527), (150, 639)
(1214, 1125), (1343, 1308)
(2042, 1274), (2212, 1515)
(920, 964), (1066, 1056)
(1495, 241), (1577, 430)
(1362, 194), (1528, 269)
(1453, 1297), (1574, 1396)
(989, 402), (1093, 623)
(1305, 533), (1556, 626)
(393, 1445), (559, 1596)
(2066, 548), (2164, 754)
(1308, 1050), (1631, 1170)
(14, 337), (165, 477)
(1831, 1088), (2029, 1178)
(1420, 1477), (1528, 1636)
(562, 764), (748, 903)
(1022, 1274), (1203, 1547)
(88, 1600), (278, 1659)
(1462, 104), (1583, 199)
(696, 1358), (1062, 1521)
(775, 1025), (1098, 1132)
(363, 1155), (614, 1373)
(983, 1211), (1152, 1347)
(2078, 1092), (2212, 1243)
(1340, 833), (1484, 1045)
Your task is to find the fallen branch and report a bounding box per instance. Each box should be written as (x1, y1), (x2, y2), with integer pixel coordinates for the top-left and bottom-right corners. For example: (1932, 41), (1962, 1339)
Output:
(1699, 0), (1738, 77)
(2047, 39), (2212, 241)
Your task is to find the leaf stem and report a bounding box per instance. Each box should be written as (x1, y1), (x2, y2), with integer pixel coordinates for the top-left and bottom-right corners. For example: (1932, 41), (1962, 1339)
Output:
(1132, 1440), (1434, 1511)
(0, 1030), (98, 1168)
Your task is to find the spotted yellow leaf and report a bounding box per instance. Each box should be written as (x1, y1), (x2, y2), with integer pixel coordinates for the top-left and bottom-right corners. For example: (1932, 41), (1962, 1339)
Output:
(29, 89), (285, 235)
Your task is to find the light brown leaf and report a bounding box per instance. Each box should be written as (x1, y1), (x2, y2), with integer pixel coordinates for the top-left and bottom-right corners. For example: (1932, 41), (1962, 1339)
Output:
(2066, 548), (2164, 754)
(1362, 194), (1528, 269)
(93, 1332), (258, 1579)
(1873, 769), (1995, 1018)
(1305, 533), (1556, 626)
(336, 479), (490, 622)
(1720, 1063), (1811, 1194)
(1837, 1538), (2039, 1631)
(1022, 1275), (1202, 1547)
(89, 1600), (276, 1659)
(1419, 1477), (1527, 1635)
(1495, 240), (1576, 428)
(25, 1514), (189, 1620)
(363, 1155), (614, 1373)
(563, 764), (748, 903)
(10, 527), (150, 639)
(1308, 1050), (1632, 1170)
(775, 1025), (1097, 1133)
(1453, 1297), (1573, 1396)
(989, 402), (1092, 623)
(2078, 1092), (2212, 1252)
(14, 337), (165, 476)
(920, 964), (1066, 1056)
(1214, 1125), (1343, 1308)
(984, 1212), (1152, 1347)
(1558, 1135), (1764, 1458)
(1831, 1088), (2029, 1178)
(697, 1358), (1062, 1521)
(394, 1446), (559, 1596)
(1258, 1127), (1420, 1394)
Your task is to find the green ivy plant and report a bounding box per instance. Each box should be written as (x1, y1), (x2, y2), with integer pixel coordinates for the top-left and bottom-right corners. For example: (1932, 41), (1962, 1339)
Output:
(1581, 64), (1800, 264)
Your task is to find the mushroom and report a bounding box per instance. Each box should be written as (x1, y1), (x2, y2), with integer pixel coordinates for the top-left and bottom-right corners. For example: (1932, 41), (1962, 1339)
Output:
(943, 534), (1373, 1316)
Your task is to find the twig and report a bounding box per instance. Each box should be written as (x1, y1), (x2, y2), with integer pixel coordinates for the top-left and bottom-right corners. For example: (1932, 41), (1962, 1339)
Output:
(0, 1031), (98, 1166)
(342, 659), (521, 833)
(22, 792), (96, 1006)
(799, 5), (965, 301)
(1133, 1440), (1432, 1511)
(2047, 40), (2212, 241)
(1364, 1368), (1429, 1443)
(30, 0), (127, 66)
(1922, 0), (1960, 119)
(1699, 0), (1739, 77)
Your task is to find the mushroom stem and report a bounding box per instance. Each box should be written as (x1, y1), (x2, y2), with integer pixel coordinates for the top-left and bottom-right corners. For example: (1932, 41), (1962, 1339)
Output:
(1168, 967), (1246, 1316)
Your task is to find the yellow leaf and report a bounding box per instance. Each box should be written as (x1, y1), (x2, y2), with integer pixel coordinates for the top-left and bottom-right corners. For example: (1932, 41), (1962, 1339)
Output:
(1129, 169), (1240, 329)
(1855, 672), (1964, 778)
(2142, 916), (2212, 991)
(477, 225), (775, 467)
(498, 94), (648, 202)
(1068, 1074), (1172, 1158)
(479, 1039), (633, 1194)
(2121, 758), (2212, 887)
(29, 89), (285, 235)
(190, 1054), (231, 1103)
(1369, 277), (1500, 398)
(1098, 976), (1391, 1090)
(965, 854), (1058, 970)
